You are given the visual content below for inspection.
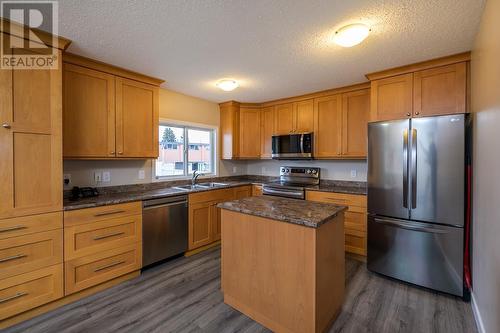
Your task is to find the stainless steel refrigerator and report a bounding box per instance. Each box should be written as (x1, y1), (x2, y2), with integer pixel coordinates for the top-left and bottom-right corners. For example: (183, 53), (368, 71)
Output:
(367, 114), (471, 298)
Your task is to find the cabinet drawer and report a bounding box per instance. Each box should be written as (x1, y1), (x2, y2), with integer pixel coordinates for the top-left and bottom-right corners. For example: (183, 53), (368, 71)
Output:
(64, 202), (142, 227)
(0, 264), (63, 320)
(306, 191), (366, 213)
(64, 214), (142, 260)
(344, 211), (367, 232)
(306, 191), (366, 210)
(0, 212), (62, 240)
(65, 243), (141, 295)
(189, 188), (234, 204)
(0, 230), (63, 280)
(345, 232), (366, 256)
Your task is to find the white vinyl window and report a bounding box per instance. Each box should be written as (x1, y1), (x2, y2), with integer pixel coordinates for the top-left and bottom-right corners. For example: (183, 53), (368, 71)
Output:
(155, 123), (215, 178)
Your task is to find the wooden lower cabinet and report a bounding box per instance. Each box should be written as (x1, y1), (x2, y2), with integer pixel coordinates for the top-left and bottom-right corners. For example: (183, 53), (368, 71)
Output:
(252, 184), (263, 196)
(0, 264), (63, 321)
(0, 230), (63, 280)
(306, 190), (367, 256)
(188, 186), (252, 250)
(64, 243), (141, 295)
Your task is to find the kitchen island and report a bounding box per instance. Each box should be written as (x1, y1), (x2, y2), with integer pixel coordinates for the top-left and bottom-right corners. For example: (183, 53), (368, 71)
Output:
(218, 196), (347, 333)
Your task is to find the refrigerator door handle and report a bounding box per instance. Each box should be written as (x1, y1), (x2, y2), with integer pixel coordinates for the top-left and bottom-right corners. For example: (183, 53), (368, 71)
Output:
(403, 129), (409, 208)
(411, 128), (417, 209)
(373, 217), (449, 234)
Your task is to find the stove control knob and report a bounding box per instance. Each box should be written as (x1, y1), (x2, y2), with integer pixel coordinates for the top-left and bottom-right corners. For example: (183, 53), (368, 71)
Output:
(307, 169), (312, 174)
(285, 168), (290, 173)
(312, 170), (317, 174)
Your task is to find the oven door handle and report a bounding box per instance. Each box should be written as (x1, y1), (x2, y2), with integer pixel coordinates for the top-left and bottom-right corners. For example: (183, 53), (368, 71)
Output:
(262, 187), (304, 199)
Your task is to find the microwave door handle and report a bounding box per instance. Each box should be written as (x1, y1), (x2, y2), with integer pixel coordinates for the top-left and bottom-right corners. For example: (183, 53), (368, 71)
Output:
(300, 134), (304, 154)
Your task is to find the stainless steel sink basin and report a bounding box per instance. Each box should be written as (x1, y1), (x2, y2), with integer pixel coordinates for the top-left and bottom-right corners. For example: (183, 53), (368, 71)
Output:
(172, 184), (207, 191)
(173, 182), (229, 191)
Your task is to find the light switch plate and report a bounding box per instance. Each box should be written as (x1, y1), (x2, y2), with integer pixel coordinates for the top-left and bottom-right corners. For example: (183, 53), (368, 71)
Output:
(102, 171), (111, 182)
(138, 169), (145, 180)
(63, 174), (71, 186)
(350, 170), (357, 178)
(94, 172), (102, 183)
(232, 166), (238, 173)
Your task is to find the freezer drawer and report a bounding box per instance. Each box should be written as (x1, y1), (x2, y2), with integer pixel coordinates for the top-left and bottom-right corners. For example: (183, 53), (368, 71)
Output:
(367, 215), (463, 296)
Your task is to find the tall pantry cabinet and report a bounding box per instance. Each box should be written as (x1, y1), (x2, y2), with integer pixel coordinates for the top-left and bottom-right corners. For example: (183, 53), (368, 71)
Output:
(0, 26), (71, 322)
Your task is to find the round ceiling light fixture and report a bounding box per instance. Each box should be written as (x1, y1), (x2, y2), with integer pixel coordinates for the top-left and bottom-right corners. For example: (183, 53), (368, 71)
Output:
(216, 79), (239, 91)
(333, 23), (370, 47)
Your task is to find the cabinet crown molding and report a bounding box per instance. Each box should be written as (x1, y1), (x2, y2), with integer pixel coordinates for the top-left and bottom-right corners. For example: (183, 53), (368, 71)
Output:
(1, 18), (72, 50)
(63, 53), (164, 86)
(365, 51), (471, 81)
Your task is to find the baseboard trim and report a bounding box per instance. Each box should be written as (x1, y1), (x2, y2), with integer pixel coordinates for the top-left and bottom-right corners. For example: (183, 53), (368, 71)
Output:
(471, 292), (486, 333)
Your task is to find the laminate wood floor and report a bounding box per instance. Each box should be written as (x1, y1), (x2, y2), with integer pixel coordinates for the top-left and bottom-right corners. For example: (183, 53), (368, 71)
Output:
(4, 247), (477, 333)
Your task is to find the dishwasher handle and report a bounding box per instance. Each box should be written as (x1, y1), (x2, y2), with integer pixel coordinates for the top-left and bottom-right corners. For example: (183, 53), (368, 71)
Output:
(143, 195), (188, 208)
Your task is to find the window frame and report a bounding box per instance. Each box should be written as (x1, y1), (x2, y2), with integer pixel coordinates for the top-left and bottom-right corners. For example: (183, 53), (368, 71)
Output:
(154, 119), (217, 180)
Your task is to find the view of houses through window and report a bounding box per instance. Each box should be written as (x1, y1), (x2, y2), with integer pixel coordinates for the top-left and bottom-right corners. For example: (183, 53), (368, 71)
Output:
(155, 124), (214, 178)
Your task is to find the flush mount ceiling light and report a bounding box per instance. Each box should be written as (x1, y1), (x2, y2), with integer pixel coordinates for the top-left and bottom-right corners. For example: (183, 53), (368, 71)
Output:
(333, 23), (370, 47)
(216, 79), (239, 91)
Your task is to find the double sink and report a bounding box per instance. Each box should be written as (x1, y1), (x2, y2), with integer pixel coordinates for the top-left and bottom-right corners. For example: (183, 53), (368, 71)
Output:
(173, 182), (229, 191)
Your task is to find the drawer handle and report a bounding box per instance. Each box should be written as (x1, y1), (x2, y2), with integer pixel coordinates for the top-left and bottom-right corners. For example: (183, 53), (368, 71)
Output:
(94, 210), (126, 217)
(93, 231), (125, 241)
(94, 260), (125, 272)
(0, 253), (27, 263)
(0, 292), (28, 304)
(0, 225), (27, 233)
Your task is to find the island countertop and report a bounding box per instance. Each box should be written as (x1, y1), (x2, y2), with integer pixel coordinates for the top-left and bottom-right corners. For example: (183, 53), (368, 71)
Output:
(217, 195), (347, 228)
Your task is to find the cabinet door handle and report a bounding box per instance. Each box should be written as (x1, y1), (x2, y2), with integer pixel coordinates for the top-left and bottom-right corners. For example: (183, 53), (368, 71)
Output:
(118, 151), (123, 155)
(110, 151), (115, 155)
(0, 225), (27, 233)
(406, 112), (411, 117)
(94, 210), (125, 217)
(94, 260), (125, 272)
(2, 123), (11, 129)
(93, 231), (125, 240)
(0, 253), (27, 263)
(0, 292), (28, 304)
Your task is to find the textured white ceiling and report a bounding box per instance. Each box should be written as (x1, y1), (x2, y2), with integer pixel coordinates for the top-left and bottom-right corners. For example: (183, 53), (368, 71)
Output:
(53, 0), (484, 103)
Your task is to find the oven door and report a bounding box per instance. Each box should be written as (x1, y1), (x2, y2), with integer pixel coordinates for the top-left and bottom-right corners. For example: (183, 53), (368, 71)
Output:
(271, 133), (312, 159)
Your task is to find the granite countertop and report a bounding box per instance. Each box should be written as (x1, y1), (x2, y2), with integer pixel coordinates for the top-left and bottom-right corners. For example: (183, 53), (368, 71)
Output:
(63, 180), (257, 211)
(63, 176), (366, 211)
(217, 196), (347, 228)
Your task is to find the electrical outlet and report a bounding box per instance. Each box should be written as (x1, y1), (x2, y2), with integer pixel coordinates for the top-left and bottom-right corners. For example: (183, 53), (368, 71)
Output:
(138, 169), (145, 180)
(94, 172), (102, 183)
(350, 170), (357, 178)
(232, 166), (238, 173)
(102, 171), (111, 182)
(262, 166), (267, 173)
(63, 174), (71, 186)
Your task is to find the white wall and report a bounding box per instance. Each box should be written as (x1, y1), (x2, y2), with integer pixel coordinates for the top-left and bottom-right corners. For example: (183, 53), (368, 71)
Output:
(470, 0), (500, 332)
(246, 160), (367, 181)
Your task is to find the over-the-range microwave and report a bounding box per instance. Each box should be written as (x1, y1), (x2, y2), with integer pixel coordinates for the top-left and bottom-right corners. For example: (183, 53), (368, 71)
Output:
(271, 133), (313, 159)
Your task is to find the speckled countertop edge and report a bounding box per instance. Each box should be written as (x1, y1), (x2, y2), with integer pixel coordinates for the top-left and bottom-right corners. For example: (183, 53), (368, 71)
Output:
(217, 196), (347, 228)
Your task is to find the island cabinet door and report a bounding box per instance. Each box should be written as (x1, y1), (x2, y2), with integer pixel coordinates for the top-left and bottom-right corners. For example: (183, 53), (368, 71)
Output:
(188, 202), (213, 250)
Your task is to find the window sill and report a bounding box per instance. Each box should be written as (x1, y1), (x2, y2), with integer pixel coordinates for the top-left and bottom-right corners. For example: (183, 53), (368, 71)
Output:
(152, 173), (216, 182)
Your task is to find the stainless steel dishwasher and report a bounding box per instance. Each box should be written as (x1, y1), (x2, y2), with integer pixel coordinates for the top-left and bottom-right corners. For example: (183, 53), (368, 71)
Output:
(142, 195), (188, 267)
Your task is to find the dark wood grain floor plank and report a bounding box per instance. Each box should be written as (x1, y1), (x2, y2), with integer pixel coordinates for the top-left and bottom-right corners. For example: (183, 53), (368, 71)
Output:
(3, 247), (477, 333)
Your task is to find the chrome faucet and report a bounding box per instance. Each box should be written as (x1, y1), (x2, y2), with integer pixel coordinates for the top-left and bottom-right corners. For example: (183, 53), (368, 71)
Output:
(191, 170), (203, 185)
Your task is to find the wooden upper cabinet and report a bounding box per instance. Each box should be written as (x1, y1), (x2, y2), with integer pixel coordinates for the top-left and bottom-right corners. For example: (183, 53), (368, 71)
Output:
(0, 52), (63, 219)
(370, 73), (413, 122)
(342, 89), (369, 157)
(314, 94), (342, 158)
(295, 99), (314, 133)
(63, 64), (115, 158)
(239, 107), (261, 158)
(62, 54), (163, 159)
(115, 78), (159, 158)
(275, 100), (314, 134)
(413, 62), (466, 117)
(260, 106), (275, 158)
(275, 103), (295, 134)
(220, 102), (240, 159)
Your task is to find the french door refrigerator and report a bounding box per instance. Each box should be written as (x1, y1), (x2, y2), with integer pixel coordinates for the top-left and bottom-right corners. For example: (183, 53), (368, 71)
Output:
(367, 114), (471, 298)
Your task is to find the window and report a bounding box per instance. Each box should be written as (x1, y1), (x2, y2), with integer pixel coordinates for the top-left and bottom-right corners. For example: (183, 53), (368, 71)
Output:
(155, 124), (215, 178)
